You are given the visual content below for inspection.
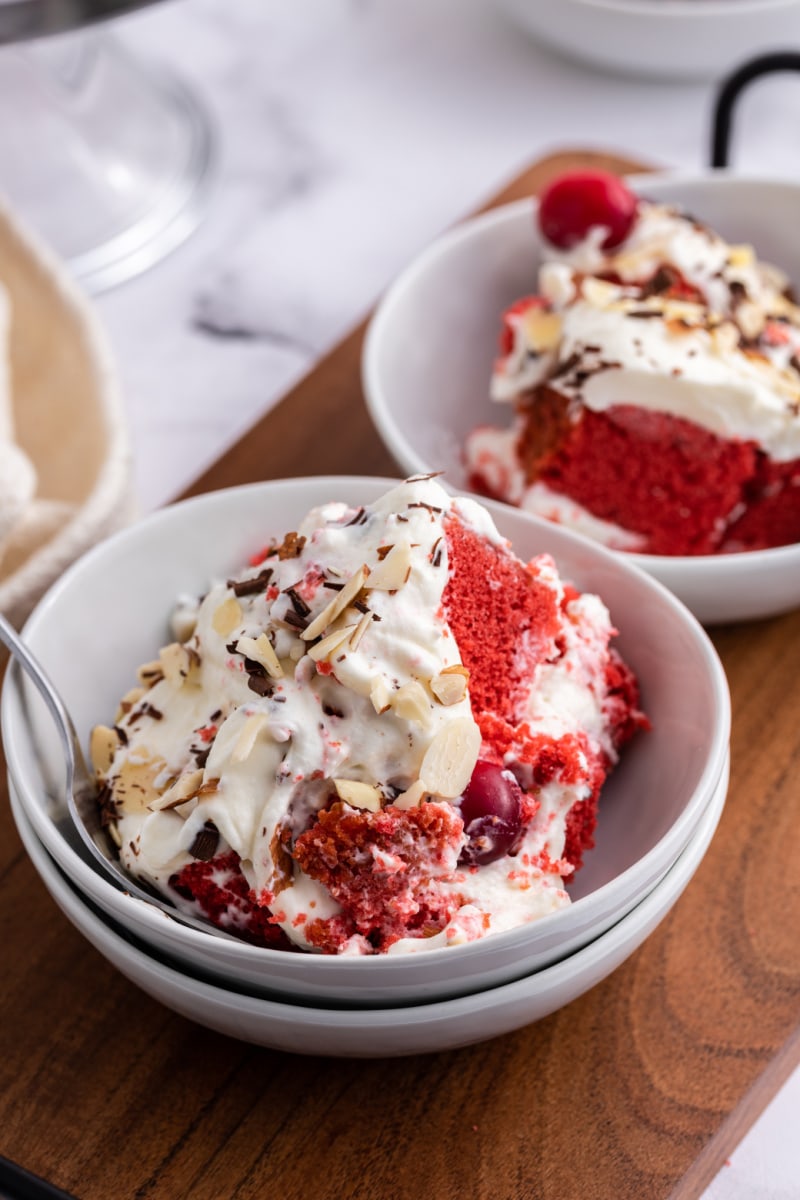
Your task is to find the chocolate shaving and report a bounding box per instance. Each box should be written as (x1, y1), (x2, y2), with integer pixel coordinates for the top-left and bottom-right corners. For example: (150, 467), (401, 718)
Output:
(376, 544), (393, 561)
(396, 515), (409, 523)
(345, 506), (369, 527)
(139, 703), (163, 721)
(789, 354), (800, 376)
(193, 746), (212, 768)
(550, 350), (581, 381)
(113, 725), (129, 746)
(278, 609), (309, 631)
(227, 567), (274, 597)
(276, 532), (306, 560)
(626, 310), (663, 320)
(322, 580), (345, 591)
(97, 783), (118, 828)
(284, 586), (311, 617)
(353, 599), (370, 615)
(431, 537), (443, 568)
(640, 265), (678, 298)
(407, 502), (443, 515)
(247, 673), (273, 697)
(323, 703), (345, 718)
(189, 821), (219, 862)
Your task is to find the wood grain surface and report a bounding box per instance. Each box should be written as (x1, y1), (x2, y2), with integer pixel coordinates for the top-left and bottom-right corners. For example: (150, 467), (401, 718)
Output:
(1, 149), (799, 1200)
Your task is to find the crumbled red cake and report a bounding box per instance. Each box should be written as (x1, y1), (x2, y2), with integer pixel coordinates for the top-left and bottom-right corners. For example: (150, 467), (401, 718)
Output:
(291, 801), (466, 952)
(169, 851), (294, 950)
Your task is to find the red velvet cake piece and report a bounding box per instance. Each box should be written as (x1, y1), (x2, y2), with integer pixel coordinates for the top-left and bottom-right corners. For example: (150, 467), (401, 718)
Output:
(292, 801), (465, 952)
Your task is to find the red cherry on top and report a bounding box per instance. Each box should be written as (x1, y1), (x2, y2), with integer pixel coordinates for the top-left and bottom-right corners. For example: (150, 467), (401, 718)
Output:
(537, 171), (638, 251)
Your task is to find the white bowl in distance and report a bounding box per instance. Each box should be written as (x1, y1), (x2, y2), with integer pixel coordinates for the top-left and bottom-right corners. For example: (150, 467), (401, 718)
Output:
(2, 477), (730, 1007)
(494, 0), (800, 82)
(9, 762), (727, 1056)
(362, 173), (800, 626)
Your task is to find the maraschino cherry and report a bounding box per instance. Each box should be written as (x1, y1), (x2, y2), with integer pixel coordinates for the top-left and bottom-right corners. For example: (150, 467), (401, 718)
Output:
(458, 760), (523, 866)
(538, 170), (638, 251)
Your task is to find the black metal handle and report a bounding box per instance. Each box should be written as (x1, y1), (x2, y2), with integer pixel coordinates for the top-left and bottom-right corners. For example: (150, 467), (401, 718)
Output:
(712, 52), (800, 167)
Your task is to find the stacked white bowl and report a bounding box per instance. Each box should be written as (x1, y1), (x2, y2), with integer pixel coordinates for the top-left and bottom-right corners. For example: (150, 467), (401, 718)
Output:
(2, 478), (730, 1056)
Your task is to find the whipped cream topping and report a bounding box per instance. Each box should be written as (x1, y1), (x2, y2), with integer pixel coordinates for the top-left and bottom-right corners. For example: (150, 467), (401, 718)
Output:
(490, 201), (800, 461)
(96, 479), (626, 953)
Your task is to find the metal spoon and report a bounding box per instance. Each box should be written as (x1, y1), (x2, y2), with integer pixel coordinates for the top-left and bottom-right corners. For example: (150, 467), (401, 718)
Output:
(0, 611), (240, 942)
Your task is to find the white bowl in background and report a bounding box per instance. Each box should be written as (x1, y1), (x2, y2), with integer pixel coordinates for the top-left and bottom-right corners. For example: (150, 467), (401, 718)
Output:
(0, 198), (133, 627)
(362, 173), (800, 625)
(9, 760), (727, 1056)
(2, 477), (729, 1006)
(494, 0), (800, 82)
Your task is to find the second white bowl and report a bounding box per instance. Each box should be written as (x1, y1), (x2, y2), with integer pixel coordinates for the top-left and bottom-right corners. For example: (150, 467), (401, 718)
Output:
(362, 173), (800, 624)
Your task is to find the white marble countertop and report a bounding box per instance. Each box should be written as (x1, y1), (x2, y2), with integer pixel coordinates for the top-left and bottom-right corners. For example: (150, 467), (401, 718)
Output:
(12, 0), (800, 1193)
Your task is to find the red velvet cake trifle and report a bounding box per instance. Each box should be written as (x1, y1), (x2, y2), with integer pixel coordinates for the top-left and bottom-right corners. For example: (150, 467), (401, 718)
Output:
(90, 478), (646, 956)
(465, 171), (800, 557)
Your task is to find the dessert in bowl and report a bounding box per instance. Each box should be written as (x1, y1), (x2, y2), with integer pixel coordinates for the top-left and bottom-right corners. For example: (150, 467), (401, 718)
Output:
(363, 172), (800, 624)
(2, 477), (729, 1006)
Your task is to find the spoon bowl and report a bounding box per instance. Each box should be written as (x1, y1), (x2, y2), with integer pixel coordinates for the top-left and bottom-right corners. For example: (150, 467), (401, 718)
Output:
(0, 611), (239, 942)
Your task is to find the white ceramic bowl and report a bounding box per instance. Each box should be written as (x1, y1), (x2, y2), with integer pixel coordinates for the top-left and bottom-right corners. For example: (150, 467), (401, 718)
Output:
(494, 0), (800, 82)
(2, 477), (730, 1006)
(9, 760), (726, 1056)
(363, 172), (800, 625)
(0, 198), (133, 627)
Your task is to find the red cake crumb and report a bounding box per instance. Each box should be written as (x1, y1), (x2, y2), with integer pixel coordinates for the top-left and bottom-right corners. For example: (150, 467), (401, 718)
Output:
(291, 801), (465, 952)
(169, 851), (294, 950)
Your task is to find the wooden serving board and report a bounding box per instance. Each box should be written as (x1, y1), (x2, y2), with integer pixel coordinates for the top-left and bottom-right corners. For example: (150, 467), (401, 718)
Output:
(2, 150), (799, 1200)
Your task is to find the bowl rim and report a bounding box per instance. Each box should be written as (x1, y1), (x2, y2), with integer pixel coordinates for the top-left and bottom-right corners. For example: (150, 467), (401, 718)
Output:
(551, 0), (799, 15)
(9, 756), (727, 1027)
(362, 171), (800, 575)
(3, 475), (731, 974)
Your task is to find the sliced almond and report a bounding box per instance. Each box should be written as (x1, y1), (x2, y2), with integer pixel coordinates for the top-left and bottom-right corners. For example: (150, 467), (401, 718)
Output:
(735, 299), (765, 342)
(365, 543), (412, 592)
(90, 725), (120, 776)
(430, 666), (470, 707)
(390, 680), (431, 726)
(711, 320), (740, 356)
(728, 243), (754, 270)
(115, 686), (145, 722)
(333, 779), (382, 812)
(392, 779), (427, 811)
(307, 625), (357, 663)
(521, 308), (562, 354)
(419, 717), (481, 799)
(212, 596), (243, 638)
(231, 713), (270, 764)
(113, 751), (168, 815)
(349, 612), (373, 651)
(158, 642), (200, 687)
(236, 633), (284, 679)
(136, 660), (164, 688)
(302, 566), (368, 641)
(148, 768), (205, 811)
(582, 277), (619, 308)
(369, 676), (392, 715)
